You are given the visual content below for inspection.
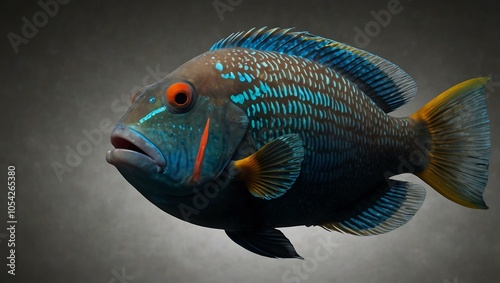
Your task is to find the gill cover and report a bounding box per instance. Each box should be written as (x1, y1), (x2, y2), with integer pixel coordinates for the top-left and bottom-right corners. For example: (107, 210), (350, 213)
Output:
(118, 79), (249, 196)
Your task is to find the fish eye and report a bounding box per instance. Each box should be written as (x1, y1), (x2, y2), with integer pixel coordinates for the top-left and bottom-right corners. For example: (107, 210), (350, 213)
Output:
(165, 82), (195, 113)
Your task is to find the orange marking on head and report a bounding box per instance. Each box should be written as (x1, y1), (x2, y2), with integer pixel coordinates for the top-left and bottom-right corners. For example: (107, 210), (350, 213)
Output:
(192, 118), (210, 182)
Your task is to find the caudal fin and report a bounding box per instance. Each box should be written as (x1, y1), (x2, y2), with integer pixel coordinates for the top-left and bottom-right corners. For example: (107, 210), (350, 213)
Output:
(410, 78), (491, 209)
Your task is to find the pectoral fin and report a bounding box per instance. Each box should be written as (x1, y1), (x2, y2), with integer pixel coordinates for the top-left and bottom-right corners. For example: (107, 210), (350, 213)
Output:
(231, 134), (304, 200)
(225, 228), (303, 259)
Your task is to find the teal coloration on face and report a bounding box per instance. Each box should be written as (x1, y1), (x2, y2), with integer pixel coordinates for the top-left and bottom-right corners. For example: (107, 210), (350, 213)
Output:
(107, 76), (249, 197)
(139, 106), (166, 124)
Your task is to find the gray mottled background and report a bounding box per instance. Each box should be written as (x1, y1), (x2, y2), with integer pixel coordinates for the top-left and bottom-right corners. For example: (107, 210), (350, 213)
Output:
(1, 0), (499, 282)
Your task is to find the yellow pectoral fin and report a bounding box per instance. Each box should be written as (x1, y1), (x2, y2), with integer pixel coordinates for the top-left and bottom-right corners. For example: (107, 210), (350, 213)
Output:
(232, 134), (304, 200)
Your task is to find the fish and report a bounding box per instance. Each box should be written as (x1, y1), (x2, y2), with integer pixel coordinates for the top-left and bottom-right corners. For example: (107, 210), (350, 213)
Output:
(106, 27), (491, 259)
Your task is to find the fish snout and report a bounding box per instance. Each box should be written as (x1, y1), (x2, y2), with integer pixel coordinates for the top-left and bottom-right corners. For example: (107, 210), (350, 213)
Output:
(106, 125), (166, 174)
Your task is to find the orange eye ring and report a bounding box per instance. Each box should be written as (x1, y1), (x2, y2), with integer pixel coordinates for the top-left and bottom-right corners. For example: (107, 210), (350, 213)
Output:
(165, 82), (194, 112)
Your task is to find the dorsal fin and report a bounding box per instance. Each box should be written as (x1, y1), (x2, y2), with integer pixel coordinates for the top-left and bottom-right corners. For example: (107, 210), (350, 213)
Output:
(210, 27), (417, 113)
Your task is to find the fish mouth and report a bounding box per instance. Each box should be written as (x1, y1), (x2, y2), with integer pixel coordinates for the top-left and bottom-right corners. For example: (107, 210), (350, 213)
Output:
(106, 125), (166, 174)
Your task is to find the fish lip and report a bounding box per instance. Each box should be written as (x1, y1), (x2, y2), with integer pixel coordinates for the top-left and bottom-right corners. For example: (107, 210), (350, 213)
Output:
(107, 125), (166, 173)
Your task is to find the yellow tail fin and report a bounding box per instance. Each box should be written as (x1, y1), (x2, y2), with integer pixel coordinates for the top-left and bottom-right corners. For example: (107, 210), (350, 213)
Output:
(410, 78), (491, 209)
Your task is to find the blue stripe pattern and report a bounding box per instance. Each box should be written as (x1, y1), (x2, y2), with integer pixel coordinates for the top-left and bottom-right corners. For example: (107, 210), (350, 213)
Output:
(206, 47), (411, 184)
(211, 27), (417, 113)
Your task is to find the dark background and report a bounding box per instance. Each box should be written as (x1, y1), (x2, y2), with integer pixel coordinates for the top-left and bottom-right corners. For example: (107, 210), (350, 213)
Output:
(1, 0), (499, 282)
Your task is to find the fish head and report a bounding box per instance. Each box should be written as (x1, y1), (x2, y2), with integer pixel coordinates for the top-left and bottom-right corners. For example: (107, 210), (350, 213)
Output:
(106, 56), (249, 197)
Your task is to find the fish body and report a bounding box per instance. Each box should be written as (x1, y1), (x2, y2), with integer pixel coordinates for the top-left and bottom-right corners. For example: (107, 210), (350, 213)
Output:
(106, 28), (490, 258)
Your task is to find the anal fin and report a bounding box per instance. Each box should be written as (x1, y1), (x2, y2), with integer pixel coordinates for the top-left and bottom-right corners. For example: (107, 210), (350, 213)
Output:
(225, 228), (303, 259)
(321, 181), (425, 236)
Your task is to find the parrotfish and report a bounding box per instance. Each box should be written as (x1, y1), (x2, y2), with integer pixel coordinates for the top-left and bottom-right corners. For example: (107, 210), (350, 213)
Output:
(106, 27), (491, 259)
